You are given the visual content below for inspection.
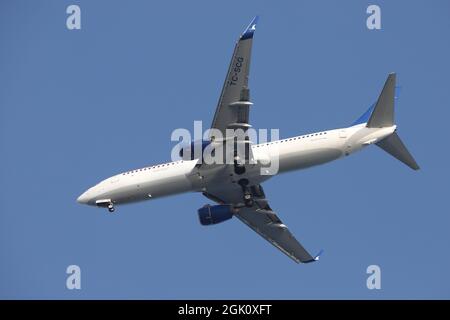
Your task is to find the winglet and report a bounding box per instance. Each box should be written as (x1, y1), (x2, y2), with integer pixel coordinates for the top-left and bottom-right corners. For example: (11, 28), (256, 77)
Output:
(304, 249), (324, 263)
(314, 249), (324, 261)
(241, 16), (259, 40)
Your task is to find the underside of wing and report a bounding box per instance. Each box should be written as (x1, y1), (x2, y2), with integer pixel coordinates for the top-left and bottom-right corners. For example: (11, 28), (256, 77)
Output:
(203, 184), (321, 264)
(235, 207), (319, 264)
(210, 16), (258, 139)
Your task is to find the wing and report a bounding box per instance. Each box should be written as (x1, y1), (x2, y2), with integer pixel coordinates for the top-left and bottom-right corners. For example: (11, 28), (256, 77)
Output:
(210, 16), (258, 139)
(203, 184), (322, 264)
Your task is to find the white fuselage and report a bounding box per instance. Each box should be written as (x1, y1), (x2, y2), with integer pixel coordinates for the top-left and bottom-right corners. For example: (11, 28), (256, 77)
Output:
(76, 124), (396, 206)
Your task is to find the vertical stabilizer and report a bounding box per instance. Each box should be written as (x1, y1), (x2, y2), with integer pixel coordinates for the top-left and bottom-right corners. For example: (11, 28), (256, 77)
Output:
(367, 73), (396, 128)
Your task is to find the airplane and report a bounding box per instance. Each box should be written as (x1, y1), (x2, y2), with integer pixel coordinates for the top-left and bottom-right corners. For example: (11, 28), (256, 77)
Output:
(77, 16), (419, 264)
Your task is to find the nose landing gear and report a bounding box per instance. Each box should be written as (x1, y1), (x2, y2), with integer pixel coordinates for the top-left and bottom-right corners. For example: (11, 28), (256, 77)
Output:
(107, 203), (115, 213)
(95, 199), (116, 213)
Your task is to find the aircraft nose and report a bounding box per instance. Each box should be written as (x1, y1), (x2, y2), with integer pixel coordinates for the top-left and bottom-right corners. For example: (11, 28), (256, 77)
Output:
(77, 191), (90, 204)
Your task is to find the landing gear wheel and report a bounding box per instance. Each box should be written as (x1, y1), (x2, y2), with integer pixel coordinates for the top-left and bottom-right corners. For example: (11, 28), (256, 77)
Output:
(238, 179), (253, 207)
(243, 190), (254, 207)
(107, 203), (115, 213)
(244, 198), (254, 207)
(234, 163), (246, 175)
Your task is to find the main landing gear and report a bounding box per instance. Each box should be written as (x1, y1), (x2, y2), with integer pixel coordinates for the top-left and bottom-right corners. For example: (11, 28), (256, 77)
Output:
(234, 161), (246, 175)
(238, 179), (254, 208)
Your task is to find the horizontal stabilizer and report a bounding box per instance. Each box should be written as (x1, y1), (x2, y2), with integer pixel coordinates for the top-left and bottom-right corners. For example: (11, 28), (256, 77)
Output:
(376, 132), (420, 170)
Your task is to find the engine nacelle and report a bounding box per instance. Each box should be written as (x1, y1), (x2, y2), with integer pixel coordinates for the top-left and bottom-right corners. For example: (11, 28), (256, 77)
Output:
(198, 204), (234, 225)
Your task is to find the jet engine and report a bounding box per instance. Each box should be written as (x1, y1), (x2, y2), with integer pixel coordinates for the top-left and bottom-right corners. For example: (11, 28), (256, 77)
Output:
(198, 204), (234, 225)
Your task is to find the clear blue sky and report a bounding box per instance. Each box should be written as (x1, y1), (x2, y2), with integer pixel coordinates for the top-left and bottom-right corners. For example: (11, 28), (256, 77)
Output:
(1, 0), (449, 299)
